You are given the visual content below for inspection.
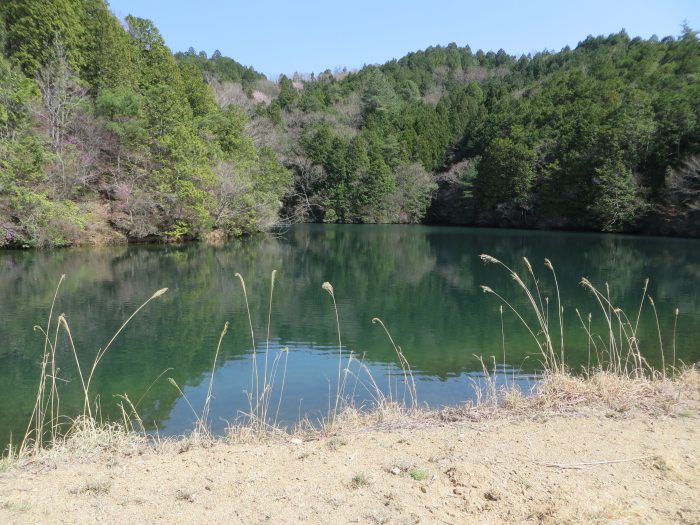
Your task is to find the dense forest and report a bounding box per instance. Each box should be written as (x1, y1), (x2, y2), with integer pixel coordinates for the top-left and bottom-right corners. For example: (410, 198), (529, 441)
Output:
(1, 1), (699, 248)
(0, 0), (291, 247)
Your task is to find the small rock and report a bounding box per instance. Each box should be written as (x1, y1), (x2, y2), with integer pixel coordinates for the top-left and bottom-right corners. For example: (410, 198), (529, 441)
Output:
(484, 490), (500, 501)
(391, 467), (401, 475)
(290, 438), (303, 445)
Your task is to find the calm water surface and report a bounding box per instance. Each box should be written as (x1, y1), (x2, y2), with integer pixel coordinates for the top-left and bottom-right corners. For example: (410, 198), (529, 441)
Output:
(1, 225), (699, 447)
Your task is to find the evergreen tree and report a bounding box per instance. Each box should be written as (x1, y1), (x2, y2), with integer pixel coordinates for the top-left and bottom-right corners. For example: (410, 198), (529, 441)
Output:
(2, 0), (86, 74)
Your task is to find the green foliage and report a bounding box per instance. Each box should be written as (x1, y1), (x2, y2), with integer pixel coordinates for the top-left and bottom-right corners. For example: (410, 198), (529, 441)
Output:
(0, 55), (38, 136)
(174, 48), (265, 90)
(0, 1), (291, 247)
(361, 67), (400, 116)
(588, 158), (647, 231)
(0, 127), (50, 189)
(256, 146), (293, 197)
(476, 135), (537, 218)
(151, 123), (217, 236)
(0, 125), (89, 248)
(360, 143), (396, 221)
(265, 100), (283, 125)
(213, 105), (257, 163)
(397, 79), (420, 102)
(277, 75), (299, 110)
(80, 0), (137, 91)
(279, 28), (700, 234)
(178, 61), (217, 118)
(7, 191), (87, 247)
(211, 146), (291, 235)
(2, 0), (86, 74)
(0, 53), (87, 248)
(409, 469), (429, 481)
(1, 2), (699, 243)
(95, 87), (147, 146)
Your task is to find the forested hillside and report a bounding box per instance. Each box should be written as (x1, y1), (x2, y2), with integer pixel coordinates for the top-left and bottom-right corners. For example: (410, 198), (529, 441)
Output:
(0, 0), (290, 247)
(1, 1), (699, 248)
(243, 29), (699, 235)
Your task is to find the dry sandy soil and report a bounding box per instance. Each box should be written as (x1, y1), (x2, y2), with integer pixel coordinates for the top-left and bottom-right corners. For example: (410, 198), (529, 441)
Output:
(1, 409), (698, 525)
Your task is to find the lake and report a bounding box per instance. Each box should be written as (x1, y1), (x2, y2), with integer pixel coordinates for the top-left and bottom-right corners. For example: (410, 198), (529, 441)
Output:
(1, 224), (699, 447)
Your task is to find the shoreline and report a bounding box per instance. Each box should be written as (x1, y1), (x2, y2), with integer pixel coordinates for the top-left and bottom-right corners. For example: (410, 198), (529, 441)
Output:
(3, 221), (700, 251)
(2, 370), (698, 524)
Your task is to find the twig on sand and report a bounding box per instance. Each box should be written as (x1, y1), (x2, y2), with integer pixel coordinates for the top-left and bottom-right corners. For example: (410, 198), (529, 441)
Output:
(538, 456), (651, 470)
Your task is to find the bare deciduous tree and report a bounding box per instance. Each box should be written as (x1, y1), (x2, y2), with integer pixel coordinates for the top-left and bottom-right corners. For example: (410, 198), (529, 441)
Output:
(284, 156), (327, 223)
(35, 43), (89, 198)
(666, 155), (700, 214)
(209, 79), (253, 111)
(36, 44), (86, 153)
(388, 163), (438, 223)
(212, 161), (253, 228)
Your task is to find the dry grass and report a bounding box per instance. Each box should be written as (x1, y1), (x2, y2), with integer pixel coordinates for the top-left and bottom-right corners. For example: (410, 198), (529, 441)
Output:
(438, 366), (699, 423)
(3, 413), (698, 525)
(531, 367), (699, 413)
(3, 257), (698, 471)
(478, 254), (685, 381)
(70, 479), (112, 495)
(1, 367), (697, 474)
(16, 276), (168, 458)
(350, 473), (369, 489)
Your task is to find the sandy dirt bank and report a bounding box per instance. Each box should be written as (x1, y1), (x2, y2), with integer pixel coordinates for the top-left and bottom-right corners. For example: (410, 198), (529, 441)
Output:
(1, 409), (698, 525)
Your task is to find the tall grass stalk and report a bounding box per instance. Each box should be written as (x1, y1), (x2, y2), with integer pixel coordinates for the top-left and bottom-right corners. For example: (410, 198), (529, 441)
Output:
(648, 296), (666, 378)
(200, 322), (229, 432)
(235, 273), (259, 419)
(673, 308), (679, 370)
(371, 318), (418, 410)
(499, 305), (508, 387)
(544, 258), (564, 364)
(18, 281), (168, 456)
(262, 271), (276, 422)
(480, 254), (676, 381)
(479, 255), (560, 372)
(231, 271), (291, 434)
(116, 393), (145, 434)
(22, 275), (64, 454)
(322, 281), (345, 424)
(9, 258), (690, 464)
(83, 288), (168, 414)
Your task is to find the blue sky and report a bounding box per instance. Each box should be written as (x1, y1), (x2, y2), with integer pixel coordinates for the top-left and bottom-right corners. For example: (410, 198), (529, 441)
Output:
(108, 0), (698, 79)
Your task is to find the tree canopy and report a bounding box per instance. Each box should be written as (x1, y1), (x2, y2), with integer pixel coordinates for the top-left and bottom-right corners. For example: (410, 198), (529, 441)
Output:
(0, 1), (289, 247)
(250, 29), (699, 236)
(1, 2), (698, 247)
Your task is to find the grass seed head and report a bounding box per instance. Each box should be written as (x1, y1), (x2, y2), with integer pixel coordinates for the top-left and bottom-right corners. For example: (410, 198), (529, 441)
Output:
(151, 288), (168, 299)
(479, 254), (500, 264)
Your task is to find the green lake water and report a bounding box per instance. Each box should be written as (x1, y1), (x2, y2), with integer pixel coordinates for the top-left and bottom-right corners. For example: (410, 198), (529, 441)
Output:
(1, 224), (698, 447)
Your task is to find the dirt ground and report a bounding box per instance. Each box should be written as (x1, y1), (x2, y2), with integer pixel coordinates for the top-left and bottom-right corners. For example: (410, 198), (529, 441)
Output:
(1, 410), (698, 525)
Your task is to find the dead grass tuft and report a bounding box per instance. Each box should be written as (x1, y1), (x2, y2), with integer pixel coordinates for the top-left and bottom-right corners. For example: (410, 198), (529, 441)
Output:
(532, 368), (700, 414)
(3, 263), (698, 473)
(350, 473), (369, 489)
(174, 488), (195, 503)
(70, 479), (112, 495)
(323, 403), (420, 434)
